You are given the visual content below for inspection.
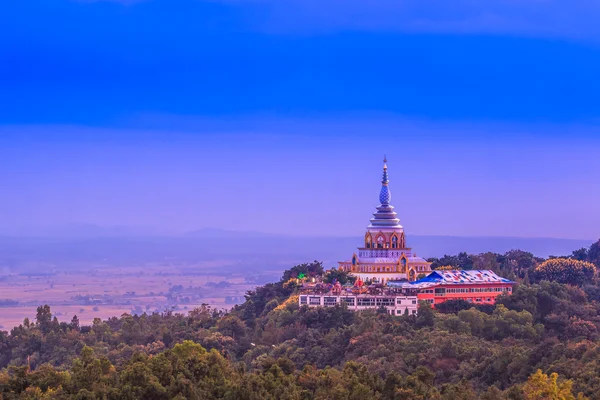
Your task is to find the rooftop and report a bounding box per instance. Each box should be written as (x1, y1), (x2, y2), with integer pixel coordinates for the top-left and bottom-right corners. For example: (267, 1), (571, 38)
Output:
(424, 270), (514, 284)
(388, 270), (514, 289)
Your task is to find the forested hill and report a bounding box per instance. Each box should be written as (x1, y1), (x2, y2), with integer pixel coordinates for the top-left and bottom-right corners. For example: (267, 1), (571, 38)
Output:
(1, 240), (600, 399)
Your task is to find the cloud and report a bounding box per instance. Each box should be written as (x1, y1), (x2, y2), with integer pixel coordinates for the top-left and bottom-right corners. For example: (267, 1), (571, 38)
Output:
(75, 0), (144, 5)
(68, 0), (600, 39)
(210, 0), (600, 39)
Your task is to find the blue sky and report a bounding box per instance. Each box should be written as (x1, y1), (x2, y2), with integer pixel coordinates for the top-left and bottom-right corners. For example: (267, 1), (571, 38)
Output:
(1, 0), (599, 239)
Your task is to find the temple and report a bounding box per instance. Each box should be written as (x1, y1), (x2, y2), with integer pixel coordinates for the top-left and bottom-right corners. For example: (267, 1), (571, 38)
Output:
(300, 158), (514, 313)
(339, 157), (432, 282)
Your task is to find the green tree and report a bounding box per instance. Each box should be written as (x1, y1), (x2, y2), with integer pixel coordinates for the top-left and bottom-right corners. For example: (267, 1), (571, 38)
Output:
(119, 359), (167, 400)
(481, 386), (507, 400)
(70, 315), (80, 331)
(323, 269), (356, 285)
(436, 299), (473, 314)
(587, 239), (600, 267)
(70, 346), (115, 396)
(281, 261), (324, 282)
(571, 248), (588, 262)
(502, 250), (540, 279)
(36, 305), (52, 334)
(429, 252), (475, 270)
(217, 315), (246, 339)
(416, 301), (435, 328)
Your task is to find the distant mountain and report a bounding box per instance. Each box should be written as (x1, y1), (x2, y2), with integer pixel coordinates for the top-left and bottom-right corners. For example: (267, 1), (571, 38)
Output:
(0, 225), (595, 273)
(179, 231), (594, 259)
(184, 228), (279, 238)
(6, 225), (593, 260)
(46, 223), (138, 237)
(7, 223), (165, 238)
(407, 235), (593, 259)
(0, 231), (595, 268)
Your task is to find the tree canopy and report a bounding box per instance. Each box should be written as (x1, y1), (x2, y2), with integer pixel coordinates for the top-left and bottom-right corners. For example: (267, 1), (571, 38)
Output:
(535, 258), (596, 286)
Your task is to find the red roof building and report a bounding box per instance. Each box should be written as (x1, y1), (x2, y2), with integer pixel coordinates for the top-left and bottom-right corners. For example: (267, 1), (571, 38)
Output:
(388, 270), (515, 307)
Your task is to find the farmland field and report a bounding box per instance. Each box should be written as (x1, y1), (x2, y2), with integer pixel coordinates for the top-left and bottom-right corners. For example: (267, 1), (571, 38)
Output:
(0, 265), (279, 330)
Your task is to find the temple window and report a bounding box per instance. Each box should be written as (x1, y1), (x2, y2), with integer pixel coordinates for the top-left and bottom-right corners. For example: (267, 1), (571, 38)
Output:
(392, 236), (398, 249)
(365, 234), (372, 248)
(377, 236), (384, 248)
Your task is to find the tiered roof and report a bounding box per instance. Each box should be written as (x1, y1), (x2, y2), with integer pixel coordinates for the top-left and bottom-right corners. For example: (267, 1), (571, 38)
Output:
(368, 156), (401, 229)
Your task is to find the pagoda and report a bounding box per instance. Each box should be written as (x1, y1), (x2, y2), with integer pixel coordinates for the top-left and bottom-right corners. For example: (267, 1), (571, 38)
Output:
(338, 157), (432, 282)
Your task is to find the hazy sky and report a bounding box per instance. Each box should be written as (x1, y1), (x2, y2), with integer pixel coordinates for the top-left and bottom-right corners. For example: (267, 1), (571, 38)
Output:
(1, 0), (600, 239)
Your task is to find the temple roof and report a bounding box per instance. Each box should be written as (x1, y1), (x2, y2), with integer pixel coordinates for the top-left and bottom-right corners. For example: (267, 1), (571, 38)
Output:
(368, 157), (402, 229)
(407, 256), (429, 263)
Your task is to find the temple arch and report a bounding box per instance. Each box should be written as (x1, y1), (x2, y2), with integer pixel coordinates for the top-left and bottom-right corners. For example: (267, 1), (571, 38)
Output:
(400, 256), (407, 273)
(365, 233), (373, 248)
(408, 268), (416, 281)
(376, 234), (385, 249)
(391, 234), (399, 249)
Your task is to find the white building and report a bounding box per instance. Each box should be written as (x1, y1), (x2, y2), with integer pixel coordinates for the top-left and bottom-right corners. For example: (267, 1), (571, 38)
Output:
(299, 293), (418, 316)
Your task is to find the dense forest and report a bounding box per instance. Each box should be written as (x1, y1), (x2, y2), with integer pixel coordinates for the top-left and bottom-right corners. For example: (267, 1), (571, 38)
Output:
(1, 239), (600, 399)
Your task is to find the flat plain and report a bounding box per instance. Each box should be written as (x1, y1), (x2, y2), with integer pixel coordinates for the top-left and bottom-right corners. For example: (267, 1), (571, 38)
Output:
(0, 265), (276, 330)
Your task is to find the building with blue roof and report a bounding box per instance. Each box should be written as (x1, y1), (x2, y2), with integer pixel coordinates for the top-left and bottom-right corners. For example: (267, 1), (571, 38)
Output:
(388, 270), (515, 307)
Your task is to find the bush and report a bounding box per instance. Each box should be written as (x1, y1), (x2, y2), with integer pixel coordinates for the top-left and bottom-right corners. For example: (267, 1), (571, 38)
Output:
(436, 300), (496, 315)
(323, 269), (356, 285)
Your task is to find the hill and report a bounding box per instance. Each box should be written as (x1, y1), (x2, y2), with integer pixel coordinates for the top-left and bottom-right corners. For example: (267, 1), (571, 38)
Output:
(1, 240), (600, 399)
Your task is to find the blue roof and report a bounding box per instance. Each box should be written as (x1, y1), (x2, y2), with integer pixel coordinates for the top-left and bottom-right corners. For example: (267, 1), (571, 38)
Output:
(388, 270), (514, 288)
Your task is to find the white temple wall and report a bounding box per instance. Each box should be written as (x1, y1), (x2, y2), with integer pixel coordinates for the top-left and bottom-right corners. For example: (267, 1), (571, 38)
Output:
(299, 294), (419, 315)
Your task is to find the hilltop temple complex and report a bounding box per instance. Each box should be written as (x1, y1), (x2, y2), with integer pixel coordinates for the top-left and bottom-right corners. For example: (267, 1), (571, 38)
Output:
(299, 157), (514, 314)
(338, 158), (432, 282)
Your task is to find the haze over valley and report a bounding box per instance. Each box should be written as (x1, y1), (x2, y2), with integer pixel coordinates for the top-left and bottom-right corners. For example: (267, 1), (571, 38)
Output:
(0, 226), (594, 329)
